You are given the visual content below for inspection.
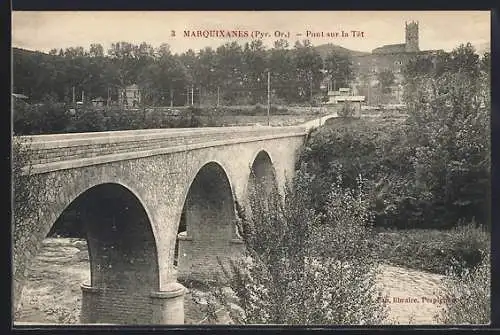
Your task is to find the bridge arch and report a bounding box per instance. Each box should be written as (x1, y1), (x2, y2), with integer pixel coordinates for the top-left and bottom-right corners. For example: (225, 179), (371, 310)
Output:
(45, 182), (160, 324)
(175, 161), (241, 281)
(247, 149), (279, 206)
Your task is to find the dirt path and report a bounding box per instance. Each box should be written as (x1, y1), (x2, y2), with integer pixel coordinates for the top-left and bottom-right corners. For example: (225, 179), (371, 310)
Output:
(377, 264), (444, 324)
(14, 238), (445, 325)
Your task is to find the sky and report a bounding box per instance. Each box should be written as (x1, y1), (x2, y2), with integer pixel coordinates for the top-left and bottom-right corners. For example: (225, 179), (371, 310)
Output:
(12, 11), (491, 55)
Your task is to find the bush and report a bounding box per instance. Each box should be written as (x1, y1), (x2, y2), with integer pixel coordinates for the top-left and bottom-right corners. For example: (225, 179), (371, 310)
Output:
(67, 108), (107, 133)
(298, 118), (411, 227)
(198, 170), (387, 324)
(435, 250), (490, 324)
(299, 104), (489, 230)
(373, 220), (490, 275)
(14, 101), (71, 135)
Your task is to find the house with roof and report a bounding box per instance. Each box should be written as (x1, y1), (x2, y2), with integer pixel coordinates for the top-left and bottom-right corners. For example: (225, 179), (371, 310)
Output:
(119, 84), (142, 108)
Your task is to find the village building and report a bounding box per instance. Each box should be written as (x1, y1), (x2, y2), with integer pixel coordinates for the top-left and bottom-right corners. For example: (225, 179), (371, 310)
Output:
(351, 21), (441, 104)
(119, 84), (142, 108)
(322, 21), (441, 105)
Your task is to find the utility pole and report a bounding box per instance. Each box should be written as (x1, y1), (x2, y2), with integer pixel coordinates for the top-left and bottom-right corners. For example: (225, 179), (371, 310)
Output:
(170, 88), (174, 108)
(368, 83), (371, 105)
(72, 86), (76, 105)
(186, 87), (189, 106)
(191, 85), (194, 106)
(82, 90), (85, 103)
(267, 71), (271, 126)
(310, 72), (313, 103)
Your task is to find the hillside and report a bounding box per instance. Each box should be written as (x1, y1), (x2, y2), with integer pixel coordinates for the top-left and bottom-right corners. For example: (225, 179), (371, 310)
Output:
(314, 43), (370, 59)
(13, 47), (54, 58)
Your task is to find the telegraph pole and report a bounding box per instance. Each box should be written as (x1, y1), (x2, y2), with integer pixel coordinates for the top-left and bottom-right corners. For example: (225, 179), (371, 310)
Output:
(310, 73), (313, 103)
(368, 83), (371, 105)
(191, 85), (194, 105)
(217, 86), (220, 107)
(170, 88), (174, 107)
(72, 86), (76, 105)
(267, 71), (271, 126)
(186, 87), (189, 106)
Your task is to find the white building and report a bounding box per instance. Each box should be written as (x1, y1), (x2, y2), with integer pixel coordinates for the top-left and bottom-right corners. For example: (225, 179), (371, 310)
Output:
(119, 84), (141, 107)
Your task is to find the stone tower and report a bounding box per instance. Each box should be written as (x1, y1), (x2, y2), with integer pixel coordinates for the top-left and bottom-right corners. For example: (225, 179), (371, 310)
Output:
(405, 21), (419, 52)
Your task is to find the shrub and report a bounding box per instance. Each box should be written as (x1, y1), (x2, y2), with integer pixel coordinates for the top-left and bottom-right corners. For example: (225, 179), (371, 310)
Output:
(299, 104), (489, 230)
(298, 119), (409, 226)
(67, 108), (107, 133)
(446, 220), (490, 276)
(435, 250), (490, 324)
(373, 220), (490, 275)
(14, 101), (71, 135)
(199, 170), (387, 324)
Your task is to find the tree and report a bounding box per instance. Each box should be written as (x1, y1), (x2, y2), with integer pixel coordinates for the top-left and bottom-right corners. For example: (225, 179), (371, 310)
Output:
(324, 51), (354, 89)
(214, 42), (244, 104)
(200, 170), (388, 324)
(89, 43), (104, 58)
(293, 40), (323, 103)
(241, 40), (268, 104)
(138, 49), (190, 106)
(268, 40), (297, 102)
(377, 69), (395, 94)
(402, 43), (490, 227)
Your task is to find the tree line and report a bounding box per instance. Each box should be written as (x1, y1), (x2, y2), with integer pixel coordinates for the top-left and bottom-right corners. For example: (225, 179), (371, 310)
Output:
(13, 39), (355, 106)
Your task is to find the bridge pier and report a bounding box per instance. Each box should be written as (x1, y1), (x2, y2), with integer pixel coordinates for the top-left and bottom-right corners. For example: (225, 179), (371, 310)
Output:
(175, 162), (243, 283)
(176, 233), (244, 282)
(81, 282), (186, 324)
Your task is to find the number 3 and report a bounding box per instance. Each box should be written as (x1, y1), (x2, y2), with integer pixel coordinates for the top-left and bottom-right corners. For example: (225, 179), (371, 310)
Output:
(171, 30), (176, 37)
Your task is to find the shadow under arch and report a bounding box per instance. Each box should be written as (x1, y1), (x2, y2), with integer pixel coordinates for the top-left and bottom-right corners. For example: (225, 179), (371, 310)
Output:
(56, 182), (160, 324)
(248, 150), (279, 203)
(175, 161), (240, 283)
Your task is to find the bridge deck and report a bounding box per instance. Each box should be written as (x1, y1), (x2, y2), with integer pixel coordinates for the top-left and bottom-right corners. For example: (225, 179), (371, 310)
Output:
(16, 126), (307, 175)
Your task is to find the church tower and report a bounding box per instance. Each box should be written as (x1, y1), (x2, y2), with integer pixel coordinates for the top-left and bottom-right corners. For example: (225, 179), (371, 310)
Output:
(405, 21), (419, 52)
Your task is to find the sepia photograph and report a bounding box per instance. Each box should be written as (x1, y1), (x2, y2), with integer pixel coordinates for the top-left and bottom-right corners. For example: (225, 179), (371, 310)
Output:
(11, 10), (491, 326)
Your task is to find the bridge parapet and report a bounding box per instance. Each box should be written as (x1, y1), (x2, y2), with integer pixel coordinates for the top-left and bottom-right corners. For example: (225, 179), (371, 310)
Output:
(16, 126), (307, 175)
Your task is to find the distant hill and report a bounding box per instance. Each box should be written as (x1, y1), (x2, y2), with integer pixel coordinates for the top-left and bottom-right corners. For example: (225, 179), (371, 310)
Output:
(13, 47), (49, 56)
(13, 47), (58, 61)
(314, 43), (370, 59)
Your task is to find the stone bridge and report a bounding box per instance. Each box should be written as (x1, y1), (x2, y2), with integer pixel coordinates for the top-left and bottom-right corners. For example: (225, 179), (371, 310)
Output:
(13, 125), (309, 325)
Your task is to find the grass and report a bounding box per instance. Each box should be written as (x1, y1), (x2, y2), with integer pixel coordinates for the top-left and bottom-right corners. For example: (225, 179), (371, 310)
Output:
(373, 222), (490, 275)
(435, 253), (490, 324)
